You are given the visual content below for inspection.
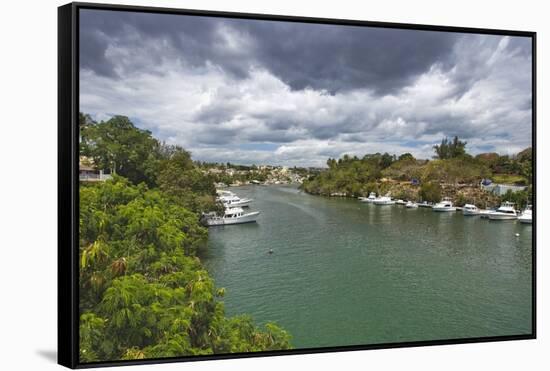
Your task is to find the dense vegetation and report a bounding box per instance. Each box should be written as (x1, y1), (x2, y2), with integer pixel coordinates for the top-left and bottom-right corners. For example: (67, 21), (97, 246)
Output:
(302, 136), (533, 207)
(79, 114), (291, 362)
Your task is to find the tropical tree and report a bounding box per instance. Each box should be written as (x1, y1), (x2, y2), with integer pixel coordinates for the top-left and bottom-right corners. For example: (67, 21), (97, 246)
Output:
(79, 176), (291, 362)
(80, 115), (160, 185)
(433, 136), (467, 159)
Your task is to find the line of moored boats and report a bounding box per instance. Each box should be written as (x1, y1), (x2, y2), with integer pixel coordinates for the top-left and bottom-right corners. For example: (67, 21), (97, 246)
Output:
(358, 192), (532, 224)
(201, 190), (261, 226)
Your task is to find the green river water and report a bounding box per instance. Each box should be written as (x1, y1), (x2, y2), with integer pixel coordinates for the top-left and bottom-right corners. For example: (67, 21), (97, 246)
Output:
(201, 185), (532, 349)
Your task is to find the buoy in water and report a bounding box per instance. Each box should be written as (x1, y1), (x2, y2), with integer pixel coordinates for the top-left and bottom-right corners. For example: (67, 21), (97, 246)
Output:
(515, 233), (520, 237)
(268, 249), (274, 254)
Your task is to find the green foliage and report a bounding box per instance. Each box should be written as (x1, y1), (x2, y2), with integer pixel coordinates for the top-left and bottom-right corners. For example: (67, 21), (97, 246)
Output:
(382, 157), (425, 181)
(80, 115), (161, 185)
(157, 149), (220, 214)
(500, 187), (532, 210)
(79, 177), (291, 361)
(419, 182), (442, 203)
(433, 136), (467, 159)
(79, 113), (292, 362)
(475, 147), (532, 185)
(398, 152), (415, 161)
(301, 153), (393, 196)
(421, 156), (490, 185)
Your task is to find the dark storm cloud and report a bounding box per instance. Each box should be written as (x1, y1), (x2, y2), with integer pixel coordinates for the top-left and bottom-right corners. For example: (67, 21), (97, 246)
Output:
(80, 9), (458, 94)
(80, 9), (533, 166)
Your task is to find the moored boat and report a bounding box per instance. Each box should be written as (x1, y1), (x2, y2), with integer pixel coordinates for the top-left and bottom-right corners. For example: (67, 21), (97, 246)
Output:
(373, 196), (395, 205)
(432, 197), (456, 212)
(463, 204), (480, 216)
(202, 207), (260, 226)
(218, 194), (253, 207)
(359, 192), (377, 202)
(487, 201), (518, 220)
(479, 209), (494, 218)
(405, 201), (418, 208)
(518, 204), (533, 224)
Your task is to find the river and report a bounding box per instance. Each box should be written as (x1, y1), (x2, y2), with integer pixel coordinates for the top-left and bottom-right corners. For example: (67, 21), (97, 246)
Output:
(201, 185), (532, 349)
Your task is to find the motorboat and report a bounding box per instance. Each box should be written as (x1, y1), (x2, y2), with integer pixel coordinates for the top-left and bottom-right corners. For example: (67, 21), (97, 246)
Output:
(405, 201), (418, 208)
(518, 204), (532, 224)
(373, 196), (395, 205)
(432, 197), (456, 212)
(396, 199), (407, 205)
(359, 192), (377, 202)
(487, 201), (518, 220)
(479, 209), (494, 218)
(202, 207), (260, 226)
(218, 194), (253, 207)
(216, 189), (235, 197)
(462, 204), (480, 216)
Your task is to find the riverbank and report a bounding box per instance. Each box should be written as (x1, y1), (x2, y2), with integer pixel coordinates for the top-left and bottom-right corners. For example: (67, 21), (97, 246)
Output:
(302, 180), (502, 208)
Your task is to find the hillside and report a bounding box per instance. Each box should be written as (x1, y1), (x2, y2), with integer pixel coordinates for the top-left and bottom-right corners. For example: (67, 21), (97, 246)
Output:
(301, 138), (532, 208)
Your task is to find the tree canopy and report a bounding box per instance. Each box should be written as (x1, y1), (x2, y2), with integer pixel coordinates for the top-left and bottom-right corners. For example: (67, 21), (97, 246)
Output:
(80, 116), (160, 185)
(79, 113), (292, 362)
(433, 136), (467, 159)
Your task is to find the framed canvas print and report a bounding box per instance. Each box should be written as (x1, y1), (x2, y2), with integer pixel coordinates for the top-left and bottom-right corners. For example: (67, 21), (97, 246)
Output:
(58, 2), (536, 368)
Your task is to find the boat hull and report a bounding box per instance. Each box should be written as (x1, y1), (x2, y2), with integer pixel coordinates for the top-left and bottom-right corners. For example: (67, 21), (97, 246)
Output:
(204, 211), (260, 226)
(223, 199), (252, 207)
(432, 207), (456, 212)
(488, 213), (517, 220)
(463, 210), (480, 216)
(518, 216), (532, 224)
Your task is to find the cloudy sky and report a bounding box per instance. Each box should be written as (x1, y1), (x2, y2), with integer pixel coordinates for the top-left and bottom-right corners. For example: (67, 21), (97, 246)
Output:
(79, 9), (532, 167)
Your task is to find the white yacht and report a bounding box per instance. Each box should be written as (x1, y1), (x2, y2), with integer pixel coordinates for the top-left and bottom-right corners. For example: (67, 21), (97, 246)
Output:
(396, 199), (407, 205)
(374, 196), (395, 205)
(518, 205), (533, 224)
(359, 192), (377, 202)
(218, 194), (253, 207)
(479, 209), (494, 218)
(405, 201), (418, 208)
(202, 207), (260, 226)
(463, 204), (480, 216)
(432, 197), (456, 212)
(488, 201), (518, 220)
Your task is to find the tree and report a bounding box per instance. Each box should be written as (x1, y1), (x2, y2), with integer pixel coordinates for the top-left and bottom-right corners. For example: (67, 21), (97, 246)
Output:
(80, 115), (160, 185)
(419, 181), (442, 203)
(398, 153), (415, 161)
(79, 177), (291, 361)
(433, 136), (467, 159)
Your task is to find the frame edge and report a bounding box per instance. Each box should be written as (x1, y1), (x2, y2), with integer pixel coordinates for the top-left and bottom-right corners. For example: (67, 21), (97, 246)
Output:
(58, 2), (78, 369)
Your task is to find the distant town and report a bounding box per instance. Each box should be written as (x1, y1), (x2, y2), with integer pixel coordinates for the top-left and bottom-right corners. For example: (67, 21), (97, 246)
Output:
(199, 163), (316, 187)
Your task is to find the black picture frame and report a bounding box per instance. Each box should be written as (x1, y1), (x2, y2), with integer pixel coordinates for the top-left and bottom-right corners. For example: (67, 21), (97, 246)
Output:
(58, 2), (537, 368)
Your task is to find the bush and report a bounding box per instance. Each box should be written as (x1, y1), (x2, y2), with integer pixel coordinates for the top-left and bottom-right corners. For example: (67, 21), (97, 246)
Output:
(419, 182), (442, 203)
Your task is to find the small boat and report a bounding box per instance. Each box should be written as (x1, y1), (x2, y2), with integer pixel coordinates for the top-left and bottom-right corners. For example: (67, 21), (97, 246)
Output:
(432, 197), (456, 212)
(396, 199), (407, 205)
(462, 204), (480, 216)
(216, 189), (235, 197)
(418, 201), (432, 208)
(487, 201), (518, 220)
(218, 194), (253, 207)
(359, 192), (377, 202)
(405, 201), (418, 208)
(518, 204), (533, 224)
(202, 207), (260, 226)
(373, 196), (395, 205)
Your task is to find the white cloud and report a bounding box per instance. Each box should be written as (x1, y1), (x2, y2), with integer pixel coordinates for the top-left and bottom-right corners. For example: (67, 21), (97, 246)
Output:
(80, 31), (532, 167)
